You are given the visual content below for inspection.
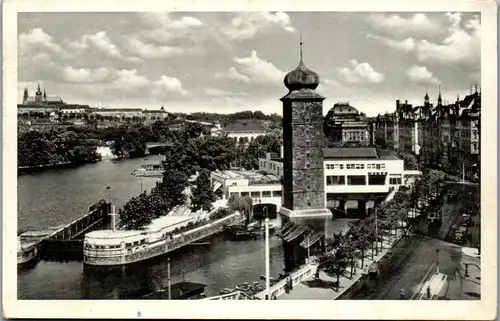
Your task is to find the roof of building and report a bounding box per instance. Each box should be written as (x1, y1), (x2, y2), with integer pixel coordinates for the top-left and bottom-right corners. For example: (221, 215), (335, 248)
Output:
(328, 103), (359, 115)
(379, 153), (400, 160)
(61, 105), (90, 109)
(213, 170), (281, 184)
(221, 120), (269, 133)
(46, 96), (63, 102)
(92, 108), (144, 112)
(323, 147), (378, 159)
(283, 43), (319, 92)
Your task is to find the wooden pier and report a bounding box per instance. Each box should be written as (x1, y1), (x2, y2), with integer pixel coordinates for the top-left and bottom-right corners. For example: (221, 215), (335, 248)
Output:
(18, 200), (110, 263)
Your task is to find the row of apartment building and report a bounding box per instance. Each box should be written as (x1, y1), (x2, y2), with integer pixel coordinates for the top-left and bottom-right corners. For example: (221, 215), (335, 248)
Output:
(371, 87), (481, 180)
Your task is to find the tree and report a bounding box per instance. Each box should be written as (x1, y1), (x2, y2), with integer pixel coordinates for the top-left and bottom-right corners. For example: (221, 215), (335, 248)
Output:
(119, 192), (155, 230)
(159, 168), (189, 207)
(348, 223), (373, 269)
(191, 169), (216, 212)
(315, 250), (348, 292)
(228, 194), (253, 224)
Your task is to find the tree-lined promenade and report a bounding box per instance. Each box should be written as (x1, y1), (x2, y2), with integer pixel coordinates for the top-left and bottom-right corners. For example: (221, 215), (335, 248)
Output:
(314, 169), (450, 291)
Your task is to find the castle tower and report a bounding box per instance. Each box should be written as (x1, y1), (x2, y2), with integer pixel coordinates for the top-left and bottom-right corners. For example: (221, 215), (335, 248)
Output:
(35, 82), (43, 104)
(437, 84), (442, 106)
(424, 84), (430, 105)
(279, 40), (330, 218)
(23, 87), (29, 104)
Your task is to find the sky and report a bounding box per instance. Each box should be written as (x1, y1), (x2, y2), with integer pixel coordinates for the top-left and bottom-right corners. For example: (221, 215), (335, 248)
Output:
(17, 11), (481, 117)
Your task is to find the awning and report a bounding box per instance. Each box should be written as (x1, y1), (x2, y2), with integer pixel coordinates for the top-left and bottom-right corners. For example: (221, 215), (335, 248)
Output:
(299, 231), (323, 248)
(283, 226), (308, 242)
(212, 182), (222, 192)
(275, 221), (294, 237)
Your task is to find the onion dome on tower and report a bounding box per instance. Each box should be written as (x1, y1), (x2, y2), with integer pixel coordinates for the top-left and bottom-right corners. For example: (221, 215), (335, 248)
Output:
(283, 39), (320, 92)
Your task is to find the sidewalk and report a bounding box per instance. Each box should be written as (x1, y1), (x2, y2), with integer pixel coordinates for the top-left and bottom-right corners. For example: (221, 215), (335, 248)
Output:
(279, 230), (403, 300)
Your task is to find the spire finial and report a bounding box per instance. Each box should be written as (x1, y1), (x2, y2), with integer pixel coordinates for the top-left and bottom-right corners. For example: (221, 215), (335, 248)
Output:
(299, 34), (303, 64)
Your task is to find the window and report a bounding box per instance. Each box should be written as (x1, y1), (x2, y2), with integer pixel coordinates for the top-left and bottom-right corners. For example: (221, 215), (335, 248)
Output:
(262, 191), (271, 197)
(368, 174), (386, 185)
(241, 192), (249, 196)
(376, 164), (385, 169)
(346, 164), (355, 169)
(389, 177), (402, 185)
(355, 164), (365, 169)
(307, 202), (311, 206)
(327, 175), (345, 185)
(273, 190), (282, 197)
(347, 175), (366, 185)
(251, 191), (260, 198)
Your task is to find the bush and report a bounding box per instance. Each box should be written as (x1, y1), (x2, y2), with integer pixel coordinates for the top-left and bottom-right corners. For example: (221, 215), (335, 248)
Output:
(210, 207), (231, 220)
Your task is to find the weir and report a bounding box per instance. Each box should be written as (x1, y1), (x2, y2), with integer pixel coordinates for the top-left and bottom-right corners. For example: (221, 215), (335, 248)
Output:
(18, 201), (110, 263)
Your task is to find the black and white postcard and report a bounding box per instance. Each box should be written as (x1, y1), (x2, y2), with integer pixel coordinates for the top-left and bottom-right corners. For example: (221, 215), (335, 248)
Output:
(2, 0), (497, 319)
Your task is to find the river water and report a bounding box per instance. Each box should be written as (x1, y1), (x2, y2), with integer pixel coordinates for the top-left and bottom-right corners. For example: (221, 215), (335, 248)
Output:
(17, 156), (353, 299)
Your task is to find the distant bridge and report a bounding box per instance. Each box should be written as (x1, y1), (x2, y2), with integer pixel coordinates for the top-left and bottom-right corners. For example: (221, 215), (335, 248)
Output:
(145, 142), (174, 155)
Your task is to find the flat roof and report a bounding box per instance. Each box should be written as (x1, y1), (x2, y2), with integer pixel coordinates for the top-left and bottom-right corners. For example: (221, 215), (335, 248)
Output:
(323, 147), (378, 159)
(379, 153), (400, 160)
(214, 170), (280, 183)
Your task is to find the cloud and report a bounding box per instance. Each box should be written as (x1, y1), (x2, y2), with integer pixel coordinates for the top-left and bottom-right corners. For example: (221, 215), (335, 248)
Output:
(216, 67), (251, 83)
(18, 28), (64, 56)
(366, 34), (416, 53)
(204, 87), (249, 97)
(405, 65), (440, 84)
(414, 13), (480, 65)
(125, 38), (189, 59)
(69, 31), (123, 58)
(222, 12), (296, 41)
(338, 59), (384, 84)
(152, 75), (188, 96)
(61, 67), (114, 84)
(230, 50), (286, 84)
(368, 13), (436, 36)
(369, 13), (480, 67)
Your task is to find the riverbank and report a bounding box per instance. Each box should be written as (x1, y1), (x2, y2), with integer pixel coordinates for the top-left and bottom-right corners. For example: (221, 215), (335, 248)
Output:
(18, 162), (84, 175)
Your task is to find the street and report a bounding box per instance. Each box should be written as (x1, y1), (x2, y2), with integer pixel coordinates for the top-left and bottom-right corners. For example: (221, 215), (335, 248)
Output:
(341, 183), (481, 300)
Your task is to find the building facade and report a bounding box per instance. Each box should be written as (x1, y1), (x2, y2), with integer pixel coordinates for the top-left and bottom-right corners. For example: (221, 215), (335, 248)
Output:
(324, 103), (370, 146)
(371, 86), (481, 181)
(257, 147), (419, 216)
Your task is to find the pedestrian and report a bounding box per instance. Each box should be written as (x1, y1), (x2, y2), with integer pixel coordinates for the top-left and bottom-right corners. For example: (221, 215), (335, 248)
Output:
(426, 285), (431, 299)
(399, 289), (405, 300)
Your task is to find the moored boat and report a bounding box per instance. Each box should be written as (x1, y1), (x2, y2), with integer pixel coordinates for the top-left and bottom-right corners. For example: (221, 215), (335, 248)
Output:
(132, 163), (164, 177)
(17, 237), (39, 268)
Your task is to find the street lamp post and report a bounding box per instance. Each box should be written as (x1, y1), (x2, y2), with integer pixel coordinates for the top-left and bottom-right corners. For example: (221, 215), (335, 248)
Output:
(167, 257), (172, 300)
(264, 206), (270, 300)
(436, 249), (440, 274)
(374, 207), (379, 255)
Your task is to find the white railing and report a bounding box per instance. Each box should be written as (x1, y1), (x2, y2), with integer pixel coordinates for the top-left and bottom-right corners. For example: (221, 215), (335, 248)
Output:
(254, 263), (316, 300)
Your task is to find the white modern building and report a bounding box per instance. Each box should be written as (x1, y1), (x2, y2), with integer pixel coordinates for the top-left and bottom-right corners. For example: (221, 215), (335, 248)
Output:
(211, 170), (283, 210)
(258, 147), (421, 214)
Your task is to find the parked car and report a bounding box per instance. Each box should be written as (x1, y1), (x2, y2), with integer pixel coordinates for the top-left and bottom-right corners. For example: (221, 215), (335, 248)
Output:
(368, 262), (379, 279)
(462, 214), (472, 226)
